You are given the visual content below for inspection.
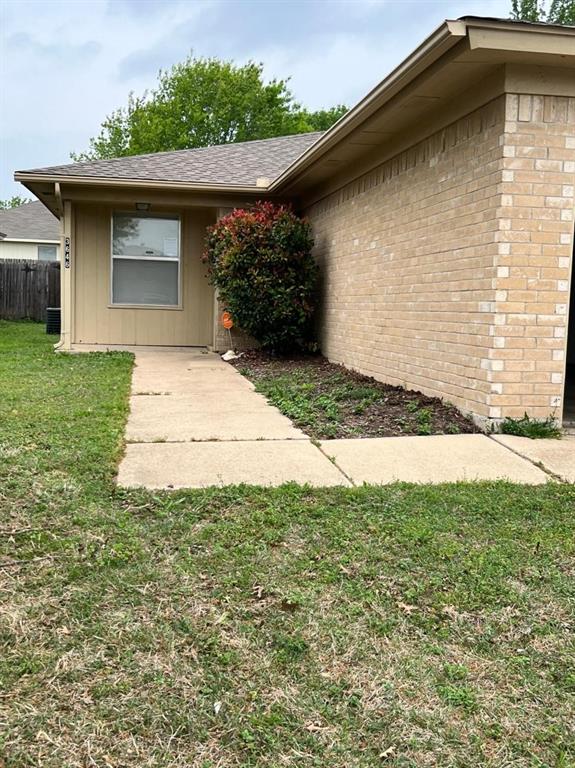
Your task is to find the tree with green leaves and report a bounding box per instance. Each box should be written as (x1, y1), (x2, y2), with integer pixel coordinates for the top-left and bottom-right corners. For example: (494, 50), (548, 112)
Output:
(0, 195), (31, 210)
(73, 58), (347, 161)
(548, 0), (575, 23)
(511, 0), (545, 21)
(511, 0), (574, 22)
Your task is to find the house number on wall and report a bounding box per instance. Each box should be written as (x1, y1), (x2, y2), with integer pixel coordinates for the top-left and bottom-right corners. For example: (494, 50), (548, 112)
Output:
(64, 237), (71, 269)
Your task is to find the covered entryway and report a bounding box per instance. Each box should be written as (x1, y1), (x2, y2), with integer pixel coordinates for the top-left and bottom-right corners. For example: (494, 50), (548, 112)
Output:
(73, 205), (216, 347)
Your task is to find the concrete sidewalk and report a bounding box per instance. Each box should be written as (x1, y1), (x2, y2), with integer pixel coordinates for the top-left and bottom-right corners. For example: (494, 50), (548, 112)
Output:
(117, 348), (566, 489)
(126, 348), (305, 441)
(120, 441), (350, 489)
(117, 348), (347, 488)
(319, 434), (549, 485)
(492, 434), (575, 483)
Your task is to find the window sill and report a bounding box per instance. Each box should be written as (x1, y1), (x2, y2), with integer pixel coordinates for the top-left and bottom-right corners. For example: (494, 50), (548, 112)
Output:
(108, 304), (183, 311)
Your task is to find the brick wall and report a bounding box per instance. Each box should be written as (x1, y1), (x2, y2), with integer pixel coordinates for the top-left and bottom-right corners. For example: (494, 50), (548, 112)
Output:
(491, 94), (575, 420)
(306, 97), (507, 421)
(304, 93), (575, 425)
(213, 292), (258, 353)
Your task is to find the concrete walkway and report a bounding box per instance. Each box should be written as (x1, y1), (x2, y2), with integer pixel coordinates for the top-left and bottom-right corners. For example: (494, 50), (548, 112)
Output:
(492, 434), (575, 483)
(116, 348), (569, 489)
(118, 348), (348, 488)
(319, 434), (549, 485)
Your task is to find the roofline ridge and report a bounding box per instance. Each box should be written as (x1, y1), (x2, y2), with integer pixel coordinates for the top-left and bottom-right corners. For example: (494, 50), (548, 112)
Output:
(16, 130), (326, 176)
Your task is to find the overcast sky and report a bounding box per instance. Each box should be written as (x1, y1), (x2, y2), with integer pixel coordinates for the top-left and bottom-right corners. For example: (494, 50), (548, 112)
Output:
(0, 0), (511, 200)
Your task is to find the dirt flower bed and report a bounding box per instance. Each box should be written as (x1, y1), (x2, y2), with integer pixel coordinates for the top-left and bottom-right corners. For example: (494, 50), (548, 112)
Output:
(232, 351), (479, 440)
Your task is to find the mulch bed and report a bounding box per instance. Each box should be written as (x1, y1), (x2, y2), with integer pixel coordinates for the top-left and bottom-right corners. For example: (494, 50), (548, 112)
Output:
(231, 351), (479, 440)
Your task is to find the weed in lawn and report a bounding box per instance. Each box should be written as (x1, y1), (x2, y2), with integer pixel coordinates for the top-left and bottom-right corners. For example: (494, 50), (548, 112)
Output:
(436, 683), (478, 713)
(441, 663), (469, 682)
(500, 413), (562, 439)
(415, 407), (433, 435)
(272, 632), (309, 664)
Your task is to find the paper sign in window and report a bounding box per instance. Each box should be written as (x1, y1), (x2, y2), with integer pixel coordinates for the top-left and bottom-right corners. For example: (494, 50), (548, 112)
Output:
(163, 237), (178, 258)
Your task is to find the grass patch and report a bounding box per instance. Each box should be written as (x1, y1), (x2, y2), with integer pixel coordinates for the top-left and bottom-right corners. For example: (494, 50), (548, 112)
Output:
(500, 413), (563, 439)
(1, 321), (574, 767)
(234, 352), (477, 439)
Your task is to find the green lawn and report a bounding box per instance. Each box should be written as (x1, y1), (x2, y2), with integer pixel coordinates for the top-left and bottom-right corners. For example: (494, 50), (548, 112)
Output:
(1, 321), (574, 768)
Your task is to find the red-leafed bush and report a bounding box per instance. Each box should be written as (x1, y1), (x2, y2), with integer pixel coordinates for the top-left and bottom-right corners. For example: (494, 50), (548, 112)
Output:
(203, 202), (318, 352)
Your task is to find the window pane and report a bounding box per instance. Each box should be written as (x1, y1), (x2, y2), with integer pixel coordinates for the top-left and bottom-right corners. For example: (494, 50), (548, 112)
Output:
(112, 259), (179, 305)
(113, 215), (179, 258)
(38, 245), (57, 261)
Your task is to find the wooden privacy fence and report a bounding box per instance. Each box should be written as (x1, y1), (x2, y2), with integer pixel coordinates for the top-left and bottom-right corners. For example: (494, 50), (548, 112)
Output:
(0, 259), (61, 322)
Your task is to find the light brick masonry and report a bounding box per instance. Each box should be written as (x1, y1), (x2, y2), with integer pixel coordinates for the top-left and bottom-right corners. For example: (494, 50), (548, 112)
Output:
(492, 94), (575, 420)
(305, 93), (575, 426)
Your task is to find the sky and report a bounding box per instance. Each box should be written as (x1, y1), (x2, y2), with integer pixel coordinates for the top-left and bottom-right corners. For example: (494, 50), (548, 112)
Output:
(0, 0), (511, 200)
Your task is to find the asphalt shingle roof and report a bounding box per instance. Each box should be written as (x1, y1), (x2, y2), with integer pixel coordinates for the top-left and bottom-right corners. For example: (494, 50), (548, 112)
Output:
(18, 132), (325, 187)
(0, 201), (59, 241)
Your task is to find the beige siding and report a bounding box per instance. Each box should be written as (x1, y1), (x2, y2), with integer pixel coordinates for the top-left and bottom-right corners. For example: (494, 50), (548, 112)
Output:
(0, 241), (60, 260)
(73, 204), (215, 346)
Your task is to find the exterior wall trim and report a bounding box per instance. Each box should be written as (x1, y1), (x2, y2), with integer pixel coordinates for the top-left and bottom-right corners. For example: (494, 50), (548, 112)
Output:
(55, 201), (73, 351)
(1, 238), (60, 244)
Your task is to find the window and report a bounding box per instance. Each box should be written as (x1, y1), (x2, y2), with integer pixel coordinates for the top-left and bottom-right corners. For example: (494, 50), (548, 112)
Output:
(111, 214), (180, 307)
(38, 244), (57, 261)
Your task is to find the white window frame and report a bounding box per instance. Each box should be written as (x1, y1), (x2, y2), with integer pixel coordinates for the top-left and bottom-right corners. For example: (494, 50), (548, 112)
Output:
(37, 244), (58, 261)
(110, 212), (182, 310)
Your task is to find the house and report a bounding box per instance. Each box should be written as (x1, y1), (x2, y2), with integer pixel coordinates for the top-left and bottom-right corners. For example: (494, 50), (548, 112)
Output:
(14, 17), (575, 427)
(0, 201), (60, 260)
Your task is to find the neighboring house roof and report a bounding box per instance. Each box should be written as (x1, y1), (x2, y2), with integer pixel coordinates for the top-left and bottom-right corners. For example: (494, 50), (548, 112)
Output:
(16, 132), (324, 188)
(0, 201), (59, 241)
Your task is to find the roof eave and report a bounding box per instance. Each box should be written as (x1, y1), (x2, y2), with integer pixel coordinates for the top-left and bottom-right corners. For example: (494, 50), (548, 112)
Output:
(270, 17), (575, 193)
(269, 19), (467, 192)
(14, 172), (269, 195)
(460, 15), (575, 35)
(14, 18), (575, 199)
